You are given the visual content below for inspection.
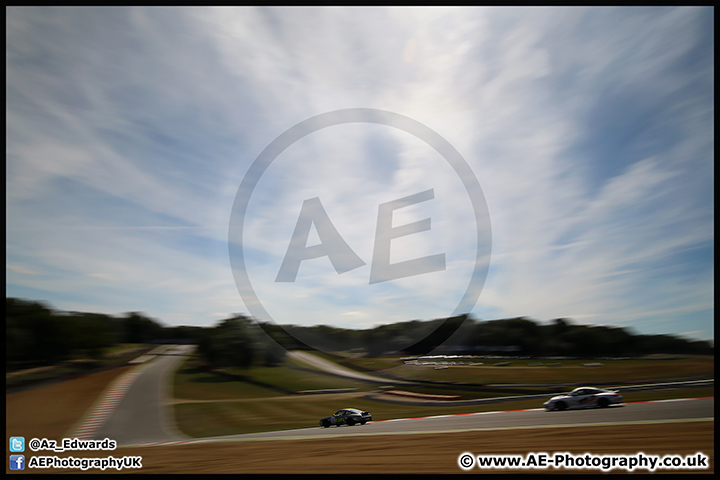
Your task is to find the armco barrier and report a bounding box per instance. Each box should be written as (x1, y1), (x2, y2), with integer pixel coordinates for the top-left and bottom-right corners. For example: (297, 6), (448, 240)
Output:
(382, 390), (461, 401)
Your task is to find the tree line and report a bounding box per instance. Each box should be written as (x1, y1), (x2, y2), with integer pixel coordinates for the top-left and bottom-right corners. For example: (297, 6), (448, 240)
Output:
(5, 298), (284, 370)
(6, 297), (713, 371)
(256, 315), (714, 358)
(7, 297), (173, 368)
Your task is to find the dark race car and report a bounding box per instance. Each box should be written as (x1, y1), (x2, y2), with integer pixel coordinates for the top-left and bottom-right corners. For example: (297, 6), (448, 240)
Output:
(320, 408), (372, 428)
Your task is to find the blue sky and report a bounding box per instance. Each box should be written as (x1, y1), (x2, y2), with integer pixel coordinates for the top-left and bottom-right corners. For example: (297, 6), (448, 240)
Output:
(6, 7), (714, 342)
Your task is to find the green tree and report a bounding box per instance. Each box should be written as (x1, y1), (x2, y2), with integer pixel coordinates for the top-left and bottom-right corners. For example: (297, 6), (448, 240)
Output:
(121, 312), (164, 343)
(198, 315), (256, 369)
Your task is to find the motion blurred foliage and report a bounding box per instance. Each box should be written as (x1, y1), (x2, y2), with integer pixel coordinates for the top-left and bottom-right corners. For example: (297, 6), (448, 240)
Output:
(196, 314), (286, 369)
(257, 315), (713, 358)
(6, 298), (165, 369)
(5, 297), (712, 371)
(441, 317), (713, 357)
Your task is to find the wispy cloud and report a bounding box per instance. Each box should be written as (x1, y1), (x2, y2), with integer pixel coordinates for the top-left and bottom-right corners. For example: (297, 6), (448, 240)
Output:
(6, 7), (713, 342)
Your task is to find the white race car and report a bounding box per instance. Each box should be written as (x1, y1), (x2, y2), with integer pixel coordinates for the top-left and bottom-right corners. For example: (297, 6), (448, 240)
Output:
(544, 387), (623, 411)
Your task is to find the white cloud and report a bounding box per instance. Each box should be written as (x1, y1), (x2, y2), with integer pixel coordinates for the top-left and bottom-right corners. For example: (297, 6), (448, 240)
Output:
(7, 265), (42, 276)
(6, 7), (713, 342)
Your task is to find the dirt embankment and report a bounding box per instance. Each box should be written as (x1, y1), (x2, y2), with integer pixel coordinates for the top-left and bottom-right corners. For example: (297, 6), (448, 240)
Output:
(60, 422), (718, 474)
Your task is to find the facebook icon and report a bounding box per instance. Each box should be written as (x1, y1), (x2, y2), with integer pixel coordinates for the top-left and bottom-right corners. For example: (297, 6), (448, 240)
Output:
(10, 454), (25, 470)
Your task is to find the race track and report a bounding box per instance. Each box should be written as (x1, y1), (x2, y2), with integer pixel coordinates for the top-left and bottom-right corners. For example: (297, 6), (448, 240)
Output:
(81, 346), (713, 447)
(141, 397), (714, 445)
(89, 345), (193, 445)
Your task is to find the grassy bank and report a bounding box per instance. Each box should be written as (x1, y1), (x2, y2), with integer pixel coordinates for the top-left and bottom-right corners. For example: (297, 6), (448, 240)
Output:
(341, 355), (715, 385)
(171, 354), (714, 438)
(5, 343), (152, 391)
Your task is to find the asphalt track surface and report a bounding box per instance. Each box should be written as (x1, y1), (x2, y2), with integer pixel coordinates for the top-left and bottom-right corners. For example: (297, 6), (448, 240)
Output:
(142, 398), (714, 446)
(85, 347), (713, 446)
(91, 345), (193, 445)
